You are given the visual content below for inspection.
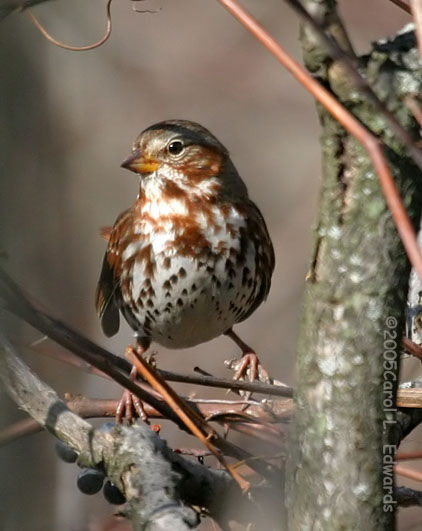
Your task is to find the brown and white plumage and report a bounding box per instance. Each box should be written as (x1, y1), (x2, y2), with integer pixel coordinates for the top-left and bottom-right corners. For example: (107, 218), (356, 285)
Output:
(96, 120), (274, 352)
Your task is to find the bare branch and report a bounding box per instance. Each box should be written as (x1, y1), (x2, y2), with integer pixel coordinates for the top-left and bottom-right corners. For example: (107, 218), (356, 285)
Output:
(0, 330), (249, 529)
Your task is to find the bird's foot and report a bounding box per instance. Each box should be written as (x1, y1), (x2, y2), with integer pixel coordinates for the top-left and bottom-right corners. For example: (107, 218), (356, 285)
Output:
(115, 363), (149, 424)
(225, 352), (271, 385)
(224, 328), (271, 402)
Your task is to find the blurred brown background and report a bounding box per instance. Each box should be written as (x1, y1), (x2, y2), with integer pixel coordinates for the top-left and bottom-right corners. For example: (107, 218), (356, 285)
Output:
(0, 0), (420, 529)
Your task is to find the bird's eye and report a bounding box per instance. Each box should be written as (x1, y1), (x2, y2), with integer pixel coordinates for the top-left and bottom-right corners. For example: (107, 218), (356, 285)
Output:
(167, 140), (185, 156)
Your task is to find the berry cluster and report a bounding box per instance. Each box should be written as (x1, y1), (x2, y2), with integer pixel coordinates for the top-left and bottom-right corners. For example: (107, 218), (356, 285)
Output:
(54, 423), (126, 505)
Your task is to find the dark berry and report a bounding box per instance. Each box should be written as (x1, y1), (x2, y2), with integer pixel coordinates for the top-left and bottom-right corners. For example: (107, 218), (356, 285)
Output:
(77, 468), (105, 495)
(103, 480), (126, 505)
(55, 440), (77, 463)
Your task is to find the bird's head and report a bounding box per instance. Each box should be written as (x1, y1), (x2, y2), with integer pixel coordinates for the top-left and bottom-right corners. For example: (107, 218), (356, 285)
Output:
(121, 120), (247, 199)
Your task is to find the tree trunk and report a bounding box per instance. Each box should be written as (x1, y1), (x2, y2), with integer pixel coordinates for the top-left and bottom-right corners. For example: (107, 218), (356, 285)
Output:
(287, 16), (422, 531)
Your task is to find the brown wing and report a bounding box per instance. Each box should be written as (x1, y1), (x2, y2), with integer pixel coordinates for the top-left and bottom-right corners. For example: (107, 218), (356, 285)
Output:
(95, 208), (133, 337)
(237, 199), (275, 323)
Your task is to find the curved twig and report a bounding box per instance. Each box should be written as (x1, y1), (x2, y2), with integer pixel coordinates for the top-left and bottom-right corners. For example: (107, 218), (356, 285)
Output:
(26, 0), (113, 52)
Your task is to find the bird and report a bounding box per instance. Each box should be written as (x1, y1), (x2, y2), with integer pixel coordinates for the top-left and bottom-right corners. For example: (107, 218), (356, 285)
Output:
(95, 119), (275, 421)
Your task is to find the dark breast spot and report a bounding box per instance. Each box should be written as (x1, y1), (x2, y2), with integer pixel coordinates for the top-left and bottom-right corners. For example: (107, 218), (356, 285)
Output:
(225, 259), (233, 271)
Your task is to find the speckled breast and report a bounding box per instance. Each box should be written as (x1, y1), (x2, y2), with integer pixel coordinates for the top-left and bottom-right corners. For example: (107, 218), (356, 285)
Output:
(120, 245), (259, 348)
(117, 199), (263, 348)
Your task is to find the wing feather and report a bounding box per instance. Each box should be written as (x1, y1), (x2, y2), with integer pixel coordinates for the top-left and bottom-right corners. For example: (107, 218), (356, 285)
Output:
(95, 208), (134, 337)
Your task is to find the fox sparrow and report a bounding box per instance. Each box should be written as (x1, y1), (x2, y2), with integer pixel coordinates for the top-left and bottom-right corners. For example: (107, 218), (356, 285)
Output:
(95, 120), (275, 421)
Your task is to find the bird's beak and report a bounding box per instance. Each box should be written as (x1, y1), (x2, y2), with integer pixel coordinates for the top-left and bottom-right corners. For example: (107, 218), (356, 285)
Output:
(121, 148), (161, 174)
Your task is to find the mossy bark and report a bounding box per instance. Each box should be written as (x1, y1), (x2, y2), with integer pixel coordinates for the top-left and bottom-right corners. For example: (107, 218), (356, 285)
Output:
(287, 21), (422, 531)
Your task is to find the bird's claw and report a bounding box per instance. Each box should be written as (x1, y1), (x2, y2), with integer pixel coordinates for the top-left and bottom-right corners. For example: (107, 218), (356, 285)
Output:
(225, 352), (271, 401)
(115, 389), (148, 424)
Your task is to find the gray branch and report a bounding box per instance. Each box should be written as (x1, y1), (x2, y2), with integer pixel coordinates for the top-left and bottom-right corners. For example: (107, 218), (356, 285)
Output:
(0, 329), (241, 530)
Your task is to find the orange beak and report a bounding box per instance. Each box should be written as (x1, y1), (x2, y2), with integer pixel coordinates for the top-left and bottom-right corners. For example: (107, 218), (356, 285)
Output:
(121, 149), (161, 174)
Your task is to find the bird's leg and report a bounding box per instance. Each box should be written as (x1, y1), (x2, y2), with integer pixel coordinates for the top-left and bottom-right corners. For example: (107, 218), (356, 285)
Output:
(115, 342), (149, 424)
(224, 328), (271, 384)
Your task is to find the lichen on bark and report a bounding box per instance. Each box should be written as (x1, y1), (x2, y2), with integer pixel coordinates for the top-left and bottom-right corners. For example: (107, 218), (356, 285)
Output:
(287, 19), (422, 531)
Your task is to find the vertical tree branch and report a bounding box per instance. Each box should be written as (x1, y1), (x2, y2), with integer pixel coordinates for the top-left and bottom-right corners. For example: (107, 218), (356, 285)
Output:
(287, 5), (422, 530)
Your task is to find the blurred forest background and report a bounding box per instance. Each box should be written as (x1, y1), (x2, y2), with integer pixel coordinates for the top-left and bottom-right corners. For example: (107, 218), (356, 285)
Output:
(0, 0), (420, 529)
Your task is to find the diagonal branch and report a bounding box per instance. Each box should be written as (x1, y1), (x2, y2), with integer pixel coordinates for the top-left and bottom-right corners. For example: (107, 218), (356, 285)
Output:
(0, 267), (283, 480)
(216, 0), (422, 280)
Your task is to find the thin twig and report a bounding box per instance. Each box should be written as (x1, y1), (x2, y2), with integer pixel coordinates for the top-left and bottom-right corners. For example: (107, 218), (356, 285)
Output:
(411, 0), (422, 60)
(127, 346), (251, 492)
(0, 394), (292, 448)
(402, 337), (422, 360)
(0, 418), (40, 445)
(404, 95), (422, 134)
(388, 0), (412, 14)
(26, 0), (113, 51)
(216, 0), (422, 282)
(397, 451), (422, 460)
(396, 463), (422, 481)
(397, 388), (422, 407)
(32, 340), (294, 397)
